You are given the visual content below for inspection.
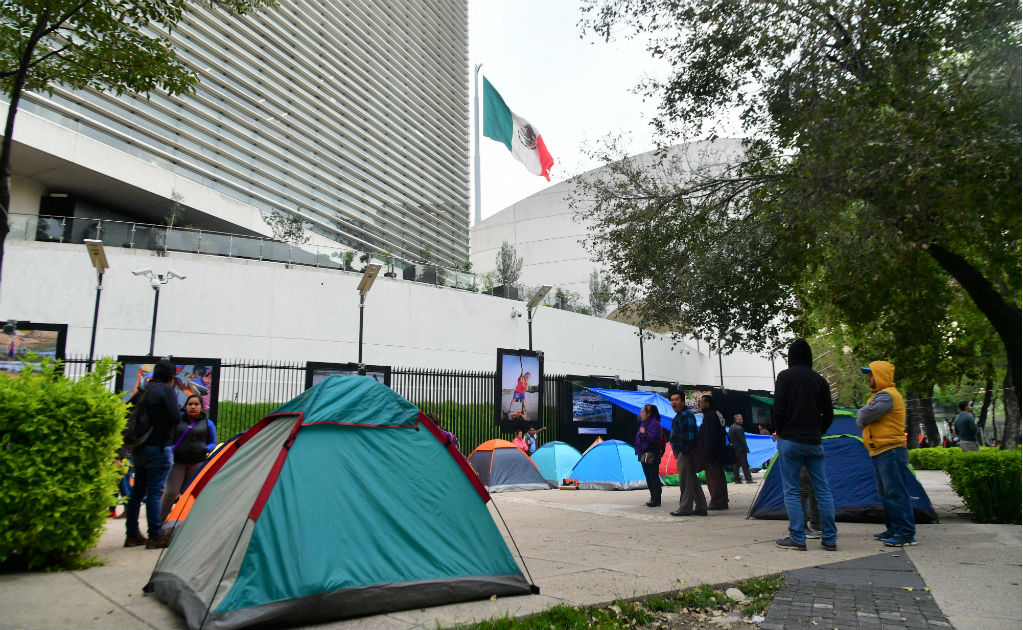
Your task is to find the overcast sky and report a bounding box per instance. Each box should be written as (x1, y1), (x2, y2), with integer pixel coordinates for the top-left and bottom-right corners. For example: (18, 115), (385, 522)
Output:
(467, 1), (669, 221)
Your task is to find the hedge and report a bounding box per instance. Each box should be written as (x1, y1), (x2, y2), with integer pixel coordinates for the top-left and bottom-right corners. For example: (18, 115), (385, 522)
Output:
(945, 449), (1022, 524)
(907, 447), (955, 470)
(0, 359), (125, 570)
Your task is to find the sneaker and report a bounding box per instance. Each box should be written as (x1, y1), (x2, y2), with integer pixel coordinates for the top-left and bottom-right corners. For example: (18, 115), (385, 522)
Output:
(882, 536), (917, 547)
(145, 533), (170, 549)
(775, 537), (806, 551)
(124, 533), (148, 548)
(821, 541), (837, 551)
(806, 527), (821, 539)
(873, 530), (891, 541)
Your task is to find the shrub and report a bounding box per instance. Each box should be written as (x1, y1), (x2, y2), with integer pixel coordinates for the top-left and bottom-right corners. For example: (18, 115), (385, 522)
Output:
(945, 449), (1022, 524)
(0, 358), (125, 569)
(908, 447), (955, 470)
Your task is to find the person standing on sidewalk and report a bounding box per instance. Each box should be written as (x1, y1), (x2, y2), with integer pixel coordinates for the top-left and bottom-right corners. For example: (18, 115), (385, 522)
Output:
(729, 414), (754, 483)
(772, 338), (837, 552)
(953, 401), (980, 451)
(636, 404), (664, 507)
(697, 395), (729, 510)
(857, 361), (917, 547)
(124, 358), (178, 549)
(669, 390), (708, 517)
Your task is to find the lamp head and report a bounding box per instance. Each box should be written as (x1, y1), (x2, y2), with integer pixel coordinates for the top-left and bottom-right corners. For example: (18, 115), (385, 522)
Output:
(150, 277), (162, 289)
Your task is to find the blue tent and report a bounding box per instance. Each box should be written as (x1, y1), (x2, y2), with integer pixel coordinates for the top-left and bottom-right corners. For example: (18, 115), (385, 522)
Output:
(747, 434), (938, 523)
(532, 441), (582, 488)
(570, 439), (647, 490)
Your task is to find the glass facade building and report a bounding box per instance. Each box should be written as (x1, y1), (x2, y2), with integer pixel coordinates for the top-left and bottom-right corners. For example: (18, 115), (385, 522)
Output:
(13, 0), (470, 266)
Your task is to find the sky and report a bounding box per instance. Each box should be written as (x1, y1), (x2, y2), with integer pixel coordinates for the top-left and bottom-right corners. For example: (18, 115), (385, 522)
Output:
(468, 1), (670, 221)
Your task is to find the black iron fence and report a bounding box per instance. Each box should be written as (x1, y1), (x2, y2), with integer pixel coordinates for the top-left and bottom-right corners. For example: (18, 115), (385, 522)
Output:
(61, 356), (564, 455)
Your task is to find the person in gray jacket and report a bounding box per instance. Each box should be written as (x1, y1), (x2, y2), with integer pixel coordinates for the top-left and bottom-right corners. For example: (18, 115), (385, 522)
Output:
(729, 414), (754, 483)
(953, 401), (980, 451)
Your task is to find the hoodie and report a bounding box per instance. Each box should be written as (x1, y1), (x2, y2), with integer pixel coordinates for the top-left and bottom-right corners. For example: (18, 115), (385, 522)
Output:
(856, 361), (906, 456)
(772, 339), (834, 445)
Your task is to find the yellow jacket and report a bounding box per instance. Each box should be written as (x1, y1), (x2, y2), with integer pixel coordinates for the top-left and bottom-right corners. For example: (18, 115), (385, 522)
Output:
(857, 361), (907, 457)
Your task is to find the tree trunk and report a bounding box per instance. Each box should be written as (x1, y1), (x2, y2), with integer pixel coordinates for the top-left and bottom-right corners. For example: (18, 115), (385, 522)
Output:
(1003, 372), (1020, 450)
(0, 9), (51, 300)
(977, 376), (994, 428)
(927, 244), (1021, 429)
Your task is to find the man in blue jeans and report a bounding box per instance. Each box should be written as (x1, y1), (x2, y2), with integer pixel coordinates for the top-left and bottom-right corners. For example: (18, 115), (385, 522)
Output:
(124, 358), (179, 549)
(857, 361), (916, 547)
(772, 338), (837, 551)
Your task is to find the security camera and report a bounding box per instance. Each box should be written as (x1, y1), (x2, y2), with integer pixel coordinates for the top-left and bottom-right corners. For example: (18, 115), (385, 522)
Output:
(132, 268), (153, 277)
(150, 277), (162, 288)
(511, 308), (523, 318)
(166, 269), (187, 280)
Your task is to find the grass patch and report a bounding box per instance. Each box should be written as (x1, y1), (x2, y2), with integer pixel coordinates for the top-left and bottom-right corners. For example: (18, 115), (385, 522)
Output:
(453, 575), (784, 630)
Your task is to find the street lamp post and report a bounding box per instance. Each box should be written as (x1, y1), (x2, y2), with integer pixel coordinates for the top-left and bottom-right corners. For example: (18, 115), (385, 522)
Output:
(84, 239), (108, 371)
(357, 264), (382, 369)
(525, 285), (553, 351)
(132, 268), (186, 356)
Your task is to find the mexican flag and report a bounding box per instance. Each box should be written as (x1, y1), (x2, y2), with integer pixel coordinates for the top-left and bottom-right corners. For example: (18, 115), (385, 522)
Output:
(482, 77), (554, 181)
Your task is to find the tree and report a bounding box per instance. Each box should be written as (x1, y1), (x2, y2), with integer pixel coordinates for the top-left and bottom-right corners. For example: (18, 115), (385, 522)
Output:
(261, 209), (309, 245)
(495, 240), (523, 287)
(578, 0), (1021, 446)
(588, 269), (612, 317)
(0, 0), (275, 296)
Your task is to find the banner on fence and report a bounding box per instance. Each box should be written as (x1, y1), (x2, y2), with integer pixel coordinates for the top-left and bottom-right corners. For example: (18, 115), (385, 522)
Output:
(116, 355), (221, 420)
(494, 349), (543, 432)
(306, 361), (391, 388)
(0, 321), (67, 373)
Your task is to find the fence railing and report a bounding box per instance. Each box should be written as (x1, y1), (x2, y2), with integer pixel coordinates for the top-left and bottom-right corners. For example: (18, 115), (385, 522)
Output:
(9, 213), (601, 312)
(9, 213), (478, 291)
(61, 356), (564, 455)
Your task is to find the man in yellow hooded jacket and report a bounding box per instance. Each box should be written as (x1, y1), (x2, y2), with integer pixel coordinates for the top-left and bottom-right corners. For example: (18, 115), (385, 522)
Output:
(856, 361), (916, 547)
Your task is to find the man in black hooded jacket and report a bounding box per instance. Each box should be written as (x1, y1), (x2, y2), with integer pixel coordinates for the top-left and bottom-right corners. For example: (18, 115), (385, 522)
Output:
(772, 338), (836, 551)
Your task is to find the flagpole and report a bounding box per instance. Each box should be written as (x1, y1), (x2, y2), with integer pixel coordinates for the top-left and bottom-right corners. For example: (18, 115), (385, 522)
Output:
(473, 63), (482, 226)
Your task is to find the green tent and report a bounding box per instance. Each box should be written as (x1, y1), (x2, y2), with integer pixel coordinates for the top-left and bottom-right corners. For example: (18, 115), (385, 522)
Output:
(147, 375), (532, 630)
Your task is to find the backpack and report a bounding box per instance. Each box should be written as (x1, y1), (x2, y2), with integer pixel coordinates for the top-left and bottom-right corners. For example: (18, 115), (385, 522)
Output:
(123, 390), (153, 448)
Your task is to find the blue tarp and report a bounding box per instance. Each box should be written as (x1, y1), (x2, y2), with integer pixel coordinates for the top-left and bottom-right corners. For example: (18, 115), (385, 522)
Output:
(745, 433), (778, 469)
(585, 388), (686, 433)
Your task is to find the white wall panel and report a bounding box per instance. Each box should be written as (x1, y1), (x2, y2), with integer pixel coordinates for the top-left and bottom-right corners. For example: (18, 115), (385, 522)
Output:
(0, 240), (775, 391)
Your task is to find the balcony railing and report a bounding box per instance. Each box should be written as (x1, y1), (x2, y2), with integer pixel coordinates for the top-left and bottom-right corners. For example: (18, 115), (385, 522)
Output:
(8, 214), (479, 291)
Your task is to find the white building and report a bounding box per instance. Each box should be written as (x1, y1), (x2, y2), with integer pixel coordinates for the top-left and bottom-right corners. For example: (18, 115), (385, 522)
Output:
(469, 139), (745, 304)
(4, 0), (470, 266)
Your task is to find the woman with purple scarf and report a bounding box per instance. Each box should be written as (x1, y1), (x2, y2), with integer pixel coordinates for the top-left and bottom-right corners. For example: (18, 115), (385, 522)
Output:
(636, 404), (664, 507)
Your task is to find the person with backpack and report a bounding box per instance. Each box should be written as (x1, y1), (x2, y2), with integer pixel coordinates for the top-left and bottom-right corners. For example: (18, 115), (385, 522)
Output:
(124, 358), (179, 549)
(160, 395), (217, 524)
(636, 404), (664, 507)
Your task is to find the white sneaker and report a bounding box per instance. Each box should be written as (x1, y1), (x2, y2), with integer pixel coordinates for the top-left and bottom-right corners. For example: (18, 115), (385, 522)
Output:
(805, 527), (821, 539)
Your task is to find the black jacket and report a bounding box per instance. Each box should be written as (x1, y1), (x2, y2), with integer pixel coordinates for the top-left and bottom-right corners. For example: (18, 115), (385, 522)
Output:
(698, 404), (729, 461)
(772, 339), (834, 445)
(143, 381), (179, 447)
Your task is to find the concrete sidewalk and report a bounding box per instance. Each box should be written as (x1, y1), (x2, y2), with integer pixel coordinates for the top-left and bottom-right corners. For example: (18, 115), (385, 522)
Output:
(0, 470), (1018, 629)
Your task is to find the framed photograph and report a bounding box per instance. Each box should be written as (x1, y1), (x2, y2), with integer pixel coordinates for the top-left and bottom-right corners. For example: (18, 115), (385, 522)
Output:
(0, 322), (67, 373)
(305, 362), (391, 388)
(495, 349), (543, 432)
(566, 375), (616, 423)
(116, 356), (221, 420)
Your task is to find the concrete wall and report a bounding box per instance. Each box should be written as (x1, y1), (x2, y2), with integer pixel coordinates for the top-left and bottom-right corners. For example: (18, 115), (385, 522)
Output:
(0, 240), (775, 391)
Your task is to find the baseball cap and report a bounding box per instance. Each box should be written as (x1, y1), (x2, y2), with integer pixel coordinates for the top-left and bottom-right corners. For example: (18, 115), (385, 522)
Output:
(860, 366), (872, 374)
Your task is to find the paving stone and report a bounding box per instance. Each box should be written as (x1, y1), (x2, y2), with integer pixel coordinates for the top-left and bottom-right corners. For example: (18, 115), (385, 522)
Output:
(761, 552), (954, 630)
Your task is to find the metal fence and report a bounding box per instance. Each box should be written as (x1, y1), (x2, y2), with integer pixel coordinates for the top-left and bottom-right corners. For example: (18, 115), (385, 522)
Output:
(62, 356), (563, 455)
